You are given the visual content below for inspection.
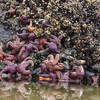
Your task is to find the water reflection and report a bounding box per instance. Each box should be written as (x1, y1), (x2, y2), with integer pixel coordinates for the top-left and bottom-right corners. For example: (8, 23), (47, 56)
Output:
(0, 81), (31, 100)
(38, 82), (83, 100)
(0, 81), (100, 100)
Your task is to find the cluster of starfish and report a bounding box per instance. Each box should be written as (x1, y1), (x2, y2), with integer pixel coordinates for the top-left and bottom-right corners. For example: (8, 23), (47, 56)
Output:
(0, 29), (63, 82)
(0, 32), (98, 86)
(39, 55), (99, 87)
(39, 54), (85, 84)
(0, 56), (34, 81)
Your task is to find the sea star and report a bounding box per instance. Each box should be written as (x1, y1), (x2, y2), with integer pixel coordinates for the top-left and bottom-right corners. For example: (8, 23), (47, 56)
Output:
(39, 54), (65, 79)
(6, 35), (25, 55)
(17, 57), (34, 81)
(49, 34), (64, 48)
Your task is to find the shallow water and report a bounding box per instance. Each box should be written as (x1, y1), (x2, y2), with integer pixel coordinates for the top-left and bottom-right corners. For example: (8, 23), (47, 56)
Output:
(0, 82), (100, 100)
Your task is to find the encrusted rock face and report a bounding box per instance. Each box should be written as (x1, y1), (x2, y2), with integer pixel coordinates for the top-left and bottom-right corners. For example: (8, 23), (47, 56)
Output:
(0, 0), (100, 84)
(91, 46), (100, 64)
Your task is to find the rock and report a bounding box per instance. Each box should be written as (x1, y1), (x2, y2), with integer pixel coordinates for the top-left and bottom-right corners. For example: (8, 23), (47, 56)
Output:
(75, 60), (86, 65)
(0, 24), (12, 43)
(91, 64), (100, 72)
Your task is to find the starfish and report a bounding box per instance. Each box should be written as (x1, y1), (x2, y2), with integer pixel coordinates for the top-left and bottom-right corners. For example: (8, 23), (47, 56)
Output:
(48, 42), (59, 53)
(4, 54), (16, 63)
(39, 54), (65, 79)
(59, 65), (85, 83)
(17, 30), (29, 41)
(18, 41), (38, 61)
(17, 57), (34, 81)
(17, 30), (35, 41)
(49, 34), (64, 48)
(0, 60), (17, 81)
(91, 76), (99, 87)
(39, 38), (49, 50)
(69, 65), (85, 81)
(0, 43), (16, 62)
(6, 35), (25, 55)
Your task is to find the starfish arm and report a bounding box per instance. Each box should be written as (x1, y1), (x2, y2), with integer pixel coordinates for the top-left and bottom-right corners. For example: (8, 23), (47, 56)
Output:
(1, 52), (7, 57)
(18, 47), (26, 61)
(13, 35), (20, 42)
(49, 39), (56, 43)
(49, 35), (57, 42)
(24, 57), (32, 61)
(58, 34), (64, 40)
(39, 63), (47, 74)
(10, 48), (18, 55)
(0, 42), (3, 48)
(24, 60), (34, 67)
(45, 41), (49, 45)
(55, 71), (62, 79)
(50, 35), (57, 39)
(6, 41), (12, 48)
(53, 54), (59, 65)
(21, 41), (25, 45)
(2, 60), (13, 65)
(48, 55), (54, 62)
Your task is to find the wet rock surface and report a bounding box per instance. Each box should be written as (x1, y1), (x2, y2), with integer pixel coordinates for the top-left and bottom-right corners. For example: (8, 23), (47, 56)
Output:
(0, 24), (12, 43)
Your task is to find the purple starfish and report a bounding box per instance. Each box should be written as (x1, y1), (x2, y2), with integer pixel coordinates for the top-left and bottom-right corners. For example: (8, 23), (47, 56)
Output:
(17, 30), (35, 41)
(49, 34), (64, 48)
